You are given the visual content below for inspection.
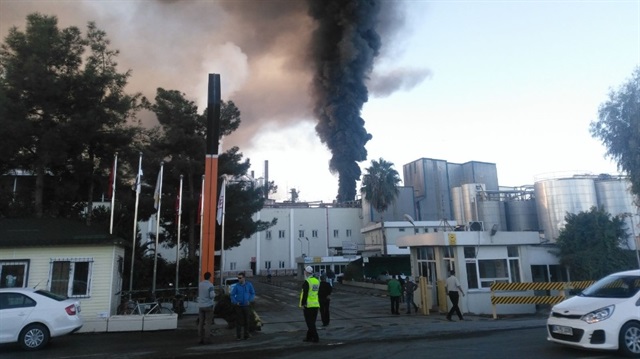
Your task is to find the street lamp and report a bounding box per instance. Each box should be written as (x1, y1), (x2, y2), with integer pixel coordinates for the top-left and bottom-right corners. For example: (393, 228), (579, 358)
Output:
(305, 237), (310, 257)
(297, 237), (304, 257)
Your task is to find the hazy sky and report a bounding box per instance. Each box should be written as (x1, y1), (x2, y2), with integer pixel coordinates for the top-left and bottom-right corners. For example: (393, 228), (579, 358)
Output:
(1, 0), (638, 203)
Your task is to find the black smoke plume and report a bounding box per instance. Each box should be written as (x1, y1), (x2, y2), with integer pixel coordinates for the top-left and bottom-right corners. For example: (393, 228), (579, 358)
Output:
(307, 0), (381, 203)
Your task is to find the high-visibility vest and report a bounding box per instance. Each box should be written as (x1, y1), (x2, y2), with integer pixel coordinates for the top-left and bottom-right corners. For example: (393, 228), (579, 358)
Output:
(300, 276), (320, 308)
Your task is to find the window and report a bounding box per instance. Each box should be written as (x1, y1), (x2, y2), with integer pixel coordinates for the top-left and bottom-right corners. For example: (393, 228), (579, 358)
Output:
(312, 230), (318, 238)
(0, 292), (36, 309)
(399, 228), (405, 232)
(298, 230), (305, 238)
(464, 246), (522, 289)
(333, 230), (339, 238)
(278, 261), (285, 269)
(265, 261), (271, 269)
(0, 260), (29, 288)
(278, 230), (285, 238)
(49, 258), (93, 297)
(266, 231), (272, 239)
(230, 262), (237, 270)
(346, 229), (352, 237)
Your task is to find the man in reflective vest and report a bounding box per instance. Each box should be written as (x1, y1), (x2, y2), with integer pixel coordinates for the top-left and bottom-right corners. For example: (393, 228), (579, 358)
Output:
(299, 265), (320, 343)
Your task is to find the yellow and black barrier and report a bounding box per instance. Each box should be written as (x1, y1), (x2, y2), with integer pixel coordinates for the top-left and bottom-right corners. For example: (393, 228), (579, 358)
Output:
(490, 281), (594, 319)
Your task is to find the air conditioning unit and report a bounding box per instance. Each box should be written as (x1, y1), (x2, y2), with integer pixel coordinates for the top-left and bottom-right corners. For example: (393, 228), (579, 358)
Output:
(468, 221), (484, 231)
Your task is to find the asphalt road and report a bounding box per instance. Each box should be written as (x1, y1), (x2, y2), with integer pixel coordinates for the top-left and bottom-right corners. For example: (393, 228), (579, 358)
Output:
(0, 278), (624, 359)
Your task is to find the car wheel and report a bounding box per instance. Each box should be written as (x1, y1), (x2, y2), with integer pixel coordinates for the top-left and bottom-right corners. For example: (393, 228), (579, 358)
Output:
(19, 323), (50, 351)
(619, 322), (640, 358)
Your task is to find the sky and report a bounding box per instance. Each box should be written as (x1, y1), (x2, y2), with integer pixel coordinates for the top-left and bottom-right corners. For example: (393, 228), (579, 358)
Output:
(1, 0), (638, 203)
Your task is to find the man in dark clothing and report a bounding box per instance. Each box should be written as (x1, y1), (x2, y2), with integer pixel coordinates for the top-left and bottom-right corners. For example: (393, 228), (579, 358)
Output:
(318, 275), (332, 326)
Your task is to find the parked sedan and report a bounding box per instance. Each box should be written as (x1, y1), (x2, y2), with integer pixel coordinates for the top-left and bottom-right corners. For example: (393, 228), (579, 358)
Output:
(547, 269), (640, 357)
(0, 288), (83, 350)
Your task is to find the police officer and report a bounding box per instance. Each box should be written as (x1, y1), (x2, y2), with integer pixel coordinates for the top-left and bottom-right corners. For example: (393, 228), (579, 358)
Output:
(300, 266), (320, 343)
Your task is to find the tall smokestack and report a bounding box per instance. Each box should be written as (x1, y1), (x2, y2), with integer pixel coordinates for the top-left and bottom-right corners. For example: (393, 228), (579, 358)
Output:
(201, 73), (221, 281)
(307, 0), (381, 203)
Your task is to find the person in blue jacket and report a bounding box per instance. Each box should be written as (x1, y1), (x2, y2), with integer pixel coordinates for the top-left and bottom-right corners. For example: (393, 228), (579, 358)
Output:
(230, 272), (256, 340)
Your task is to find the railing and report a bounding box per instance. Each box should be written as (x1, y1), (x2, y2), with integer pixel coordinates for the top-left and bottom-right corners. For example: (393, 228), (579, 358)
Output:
(490, 281), (594, 319)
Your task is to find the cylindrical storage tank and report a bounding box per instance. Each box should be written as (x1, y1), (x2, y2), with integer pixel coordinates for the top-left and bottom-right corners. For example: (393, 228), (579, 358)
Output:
(505, 200), (539, 231)
(595, 178), (638, 250)
(460, 183), (485, 223)
(451, 187), (465, 224)
(534, 177), (597, 242)
(477, 200), (506, 231)
(595, 178), (635, 215)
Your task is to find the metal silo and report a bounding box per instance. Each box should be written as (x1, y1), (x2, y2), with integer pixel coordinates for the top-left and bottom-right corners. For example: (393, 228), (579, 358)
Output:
(505, 200), (539, 231)
(595, 178), (635, 215)
(477, 200), (506, 231)
(535, 176), (597, 241)
(595, 178), (638, 250)
(451, 187), (465, 225)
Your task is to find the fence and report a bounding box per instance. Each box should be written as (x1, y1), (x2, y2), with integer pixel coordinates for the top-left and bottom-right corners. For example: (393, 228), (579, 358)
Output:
(490, 281), (594, 319)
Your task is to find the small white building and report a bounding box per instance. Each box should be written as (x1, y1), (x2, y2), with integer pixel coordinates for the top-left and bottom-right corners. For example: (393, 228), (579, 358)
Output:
(0, 219), (130, 332)
(397, 229), (563, 316)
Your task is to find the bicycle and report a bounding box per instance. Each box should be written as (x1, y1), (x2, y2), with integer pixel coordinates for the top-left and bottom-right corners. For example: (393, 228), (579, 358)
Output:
(117, 297), (173, 315)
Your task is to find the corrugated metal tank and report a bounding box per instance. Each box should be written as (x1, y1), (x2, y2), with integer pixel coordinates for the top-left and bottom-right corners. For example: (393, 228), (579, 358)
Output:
(535, 177), (597, 241)
(595, 178), (638, 250)
(505, 200), (539, 231)
(595, 178), (635, 215)
(460, 183), (485, 222)
(477, 200), (506, 231)
(451, 187), (464, 224)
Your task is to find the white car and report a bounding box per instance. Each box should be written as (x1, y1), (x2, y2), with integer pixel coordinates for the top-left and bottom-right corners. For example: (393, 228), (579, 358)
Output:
(0, 288), (83, 350)
(547, 269), (640, 357)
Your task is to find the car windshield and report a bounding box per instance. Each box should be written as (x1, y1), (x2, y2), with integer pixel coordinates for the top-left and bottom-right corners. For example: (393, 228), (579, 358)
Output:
(34, 289), (68, 301)
(580, 274), (640, 298)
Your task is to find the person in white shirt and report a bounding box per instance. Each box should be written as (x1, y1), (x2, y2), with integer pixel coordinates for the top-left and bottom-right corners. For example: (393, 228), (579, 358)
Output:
(445, 269), (465, 321)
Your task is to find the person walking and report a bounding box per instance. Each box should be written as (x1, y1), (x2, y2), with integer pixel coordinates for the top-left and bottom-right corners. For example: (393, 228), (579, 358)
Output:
(318, 275), (332, 326)
(230, 272), (255, 340)
(445, 269), (465, 321)
(387, 274), (402, 315)
(326, 268), (336, 287)
(300, 266), (320, 343)
(404, 276), (419, 314)
(197, 272), (215, 344)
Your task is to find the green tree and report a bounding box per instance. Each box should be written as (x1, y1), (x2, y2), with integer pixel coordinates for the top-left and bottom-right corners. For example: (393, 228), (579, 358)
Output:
(360, 158), (400, 255)
(0, 13), (85, 217)
(0, 14), (144, 219)
(590, 67), (640, 197)
(555, 206), (635, 281)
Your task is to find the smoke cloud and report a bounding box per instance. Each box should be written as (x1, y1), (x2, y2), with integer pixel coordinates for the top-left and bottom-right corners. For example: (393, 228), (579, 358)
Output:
(0, 0), (428, 201)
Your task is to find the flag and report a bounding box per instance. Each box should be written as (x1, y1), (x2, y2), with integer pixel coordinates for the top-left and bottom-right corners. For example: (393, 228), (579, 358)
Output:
(196, 190), (202, 225)
(134, 156), (143, 194)
(216, 179), (226, 225)
(107, 157), (116, 199)
(153, 164), (163, 210)
(175, 186), (181, 224)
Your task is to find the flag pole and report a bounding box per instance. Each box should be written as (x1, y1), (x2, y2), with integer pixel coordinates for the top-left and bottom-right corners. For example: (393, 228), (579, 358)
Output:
(198, 174), (205, 284)
(109, 153), (118, 235)
(129, 152), (143, 299)
(218, 176), (227, 287)
(176, 174), (183, 295)
(152, 162), (164, 297)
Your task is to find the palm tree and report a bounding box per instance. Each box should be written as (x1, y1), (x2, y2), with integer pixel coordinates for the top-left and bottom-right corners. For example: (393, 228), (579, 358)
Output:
(360, 158), (401, 255)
